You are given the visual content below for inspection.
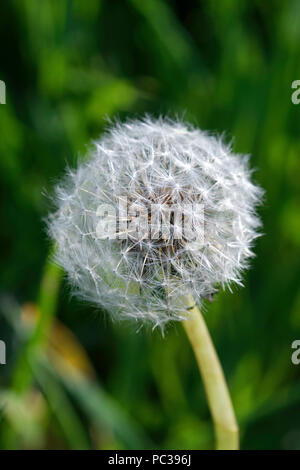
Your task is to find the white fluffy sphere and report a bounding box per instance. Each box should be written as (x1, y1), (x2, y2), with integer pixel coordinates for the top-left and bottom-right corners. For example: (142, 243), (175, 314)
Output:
(48, 117), (263, 329)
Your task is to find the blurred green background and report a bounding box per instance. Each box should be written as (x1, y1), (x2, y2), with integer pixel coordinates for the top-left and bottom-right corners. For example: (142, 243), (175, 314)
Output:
(0, 0), (300, 450)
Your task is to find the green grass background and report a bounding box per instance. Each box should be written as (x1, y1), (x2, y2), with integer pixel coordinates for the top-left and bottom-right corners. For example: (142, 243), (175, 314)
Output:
(0, 0), (300, 450)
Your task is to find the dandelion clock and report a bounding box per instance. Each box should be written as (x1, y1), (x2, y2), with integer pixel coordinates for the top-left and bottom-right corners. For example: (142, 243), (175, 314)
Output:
(48, 116), (263, 449)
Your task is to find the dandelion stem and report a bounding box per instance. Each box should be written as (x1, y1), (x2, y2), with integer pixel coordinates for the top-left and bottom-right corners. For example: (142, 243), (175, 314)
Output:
(181, 294), (239, 450)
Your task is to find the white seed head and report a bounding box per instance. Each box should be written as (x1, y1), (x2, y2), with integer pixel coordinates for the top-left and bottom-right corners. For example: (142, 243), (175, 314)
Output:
(48, 116), (263, 329)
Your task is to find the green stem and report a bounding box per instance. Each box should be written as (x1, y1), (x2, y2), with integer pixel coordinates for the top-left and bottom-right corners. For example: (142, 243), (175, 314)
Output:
(181, 294), (239, 450)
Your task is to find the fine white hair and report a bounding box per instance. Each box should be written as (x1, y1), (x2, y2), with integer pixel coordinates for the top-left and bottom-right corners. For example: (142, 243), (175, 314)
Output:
(48, 116), (263, 330)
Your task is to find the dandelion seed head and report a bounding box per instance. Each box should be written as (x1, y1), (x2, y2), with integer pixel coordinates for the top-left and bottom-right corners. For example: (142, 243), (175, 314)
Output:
(48, 116), (263, 329)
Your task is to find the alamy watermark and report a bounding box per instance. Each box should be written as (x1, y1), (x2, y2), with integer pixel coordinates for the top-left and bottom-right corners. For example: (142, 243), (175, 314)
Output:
(291, 340), (300, 365)
(291, 80), (300, 105)
(0, 80), (6, 104)
(0, 340), (6, 365)
(95, 197), (204, 244)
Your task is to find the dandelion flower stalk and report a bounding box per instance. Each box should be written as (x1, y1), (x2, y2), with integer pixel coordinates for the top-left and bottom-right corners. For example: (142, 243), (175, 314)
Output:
(181, 294), (239, 449)
(48, 116), (263, 450)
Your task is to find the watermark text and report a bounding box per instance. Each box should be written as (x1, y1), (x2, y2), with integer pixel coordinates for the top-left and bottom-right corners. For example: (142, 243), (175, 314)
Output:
(95, 198), (204, 245)
(291, 80), (300, 105)
(0, 80), (6, 104)
(0, 340), (6, 365)
(291, 340), (300, 365)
